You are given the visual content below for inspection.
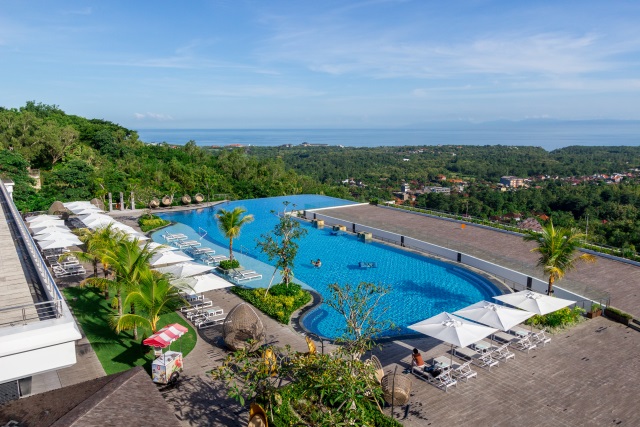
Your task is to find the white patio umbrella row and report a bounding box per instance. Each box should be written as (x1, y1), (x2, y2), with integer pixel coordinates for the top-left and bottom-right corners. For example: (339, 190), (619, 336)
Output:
(408, 291), (577, 361)
(26, 214), (81, 251)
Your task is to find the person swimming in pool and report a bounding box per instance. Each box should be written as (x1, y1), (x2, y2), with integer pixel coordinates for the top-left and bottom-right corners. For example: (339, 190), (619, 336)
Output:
(311, 259), (322, 268)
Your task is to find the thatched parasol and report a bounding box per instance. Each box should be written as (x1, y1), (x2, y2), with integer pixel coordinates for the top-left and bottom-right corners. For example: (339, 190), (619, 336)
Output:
(90, 198), (105, 210)
(48, 201), (70, 215)
(222, 303), (266, 352)
(181, 194), (192, 205)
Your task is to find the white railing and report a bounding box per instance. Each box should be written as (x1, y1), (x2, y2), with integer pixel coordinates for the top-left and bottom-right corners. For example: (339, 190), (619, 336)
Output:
(0, 180), (65, 325)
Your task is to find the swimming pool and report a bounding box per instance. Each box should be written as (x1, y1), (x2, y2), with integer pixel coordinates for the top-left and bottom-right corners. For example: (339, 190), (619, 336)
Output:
(155, 195), (501, 339)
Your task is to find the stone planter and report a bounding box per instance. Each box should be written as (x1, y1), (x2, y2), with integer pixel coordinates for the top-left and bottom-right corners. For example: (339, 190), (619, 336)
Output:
(604, 308), (632, 326)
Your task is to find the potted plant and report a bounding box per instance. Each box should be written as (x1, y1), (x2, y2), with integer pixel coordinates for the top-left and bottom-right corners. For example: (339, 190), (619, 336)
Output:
(587, 303), (602, 319)
(604, 306), (633, 326)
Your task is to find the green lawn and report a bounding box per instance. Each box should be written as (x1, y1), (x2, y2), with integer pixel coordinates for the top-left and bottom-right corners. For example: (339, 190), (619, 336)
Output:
(63, 286), (197, 375)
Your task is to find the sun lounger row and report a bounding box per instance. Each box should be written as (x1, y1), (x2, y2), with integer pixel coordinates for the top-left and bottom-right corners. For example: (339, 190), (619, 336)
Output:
(202, 254), (229, 265)
(180, 297), (213, 312)
(184, 303), (226, 329)
(175, 240), (201, 249)
(163, 233), (188, 242)
(52, 264), (86, 278)
(230, 270), (263, 283)
(189, 247), (215, 256)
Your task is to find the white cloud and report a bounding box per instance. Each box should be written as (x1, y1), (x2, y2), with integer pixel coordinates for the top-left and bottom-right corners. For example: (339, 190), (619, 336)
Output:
(133, 112), (173, 121)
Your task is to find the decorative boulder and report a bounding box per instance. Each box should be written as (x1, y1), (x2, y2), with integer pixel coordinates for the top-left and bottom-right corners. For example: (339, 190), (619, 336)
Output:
(48, 201), (70, 215)
(222, 303), (266, 352)
(90, 198), (105, 210)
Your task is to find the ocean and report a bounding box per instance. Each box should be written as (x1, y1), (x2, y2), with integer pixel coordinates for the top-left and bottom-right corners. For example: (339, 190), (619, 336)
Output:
(136, 121), (640, 151)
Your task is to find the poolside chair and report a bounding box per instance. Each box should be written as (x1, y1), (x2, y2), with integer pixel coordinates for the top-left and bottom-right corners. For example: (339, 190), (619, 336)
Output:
(455, 347), (499, 370)
(428, 370), (457, 392)
(490, 343), (515, 361)
(512, 335), (537, 353)
(450, 360), (477, 382)
(531, 329), (551, 347)
(368, 355), (384, 383)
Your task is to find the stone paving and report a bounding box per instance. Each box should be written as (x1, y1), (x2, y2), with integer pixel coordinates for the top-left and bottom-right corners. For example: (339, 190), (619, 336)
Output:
(317, 204), (640, 317)
(375, 317), (640, 427)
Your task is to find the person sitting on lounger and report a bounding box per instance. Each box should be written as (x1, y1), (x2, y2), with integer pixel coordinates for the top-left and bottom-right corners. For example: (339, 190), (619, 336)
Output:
(411, 348), (425, 367)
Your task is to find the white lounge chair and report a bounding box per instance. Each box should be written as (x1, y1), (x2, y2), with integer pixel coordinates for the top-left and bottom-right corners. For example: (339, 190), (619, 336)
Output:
(490, 343), (515, 361)
(197, 314), (227, 329)
(513, 335), (537, 353)
(450, 360), (477, 382)
(531, 329), (551, 347)
(455, 347), (499, 370)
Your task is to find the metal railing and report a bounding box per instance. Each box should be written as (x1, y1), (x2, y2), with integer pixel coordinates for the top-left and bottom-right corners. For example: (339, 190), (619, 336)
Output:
(0, 180), (65, 327)
(0, 300), (63, 327)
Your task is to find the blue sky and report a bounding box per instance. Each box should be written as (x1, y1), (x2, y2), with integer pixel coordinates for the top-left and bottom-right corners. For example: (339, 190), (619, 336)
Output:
(2, 1), (640, 129)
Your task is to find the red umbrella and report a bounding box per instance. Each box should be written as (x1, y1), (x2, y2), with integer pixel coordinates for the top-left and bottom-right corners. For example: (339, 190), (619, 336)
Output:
(143, 323), (188, 348)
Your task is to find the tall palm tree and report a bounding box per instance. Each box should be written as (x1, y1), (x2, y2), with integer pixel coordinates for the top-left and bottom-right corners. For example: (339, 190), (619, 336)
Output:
(215, 207), (254, 261)
(523, 220), (596, 295)
(83, 238), (157, 317)
(65, 225), (123, 300)
(111, 270), (186, 335)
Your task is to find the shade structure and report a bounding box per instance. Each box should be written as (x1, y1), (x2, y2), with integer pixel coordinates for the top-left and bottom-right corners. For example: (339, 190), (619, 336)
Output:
(493, 290), (576, 315)
(33, 230), (77, 241)
(144, 242), (178, 252)
(142, 323), (188, 348)
(149, 250), (193, 267)
(408, 312), (498, 348)
(155, 262), (212, 279)
(38, 237), (82, 250)
(453, 300), (535, 331)
(124, 232), (150, 241)
(173, 273), (233, 294)
(29, 219), (65, 229)
(26, 215), (60, 223)
(30, 224), (70, 235)
(83, 217), (116, 229)
(79, 213), (112, 224)
(74, 207), (105, 215)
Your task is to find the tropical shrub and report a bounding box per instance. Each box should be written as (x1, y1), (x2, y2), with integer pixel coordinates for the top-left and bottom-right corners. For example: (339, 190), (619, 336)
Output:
(137, 214), (170, 232)
(219, 259), (240, 270)
(269, 282), (302, 297)
(231, 286), (311, 324)
(525, 306), (585, 329)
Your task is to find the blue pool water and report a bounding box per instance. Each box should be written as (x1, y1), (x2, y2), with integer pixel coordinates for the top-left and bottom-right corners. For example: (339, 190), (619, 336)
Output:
(155, 195), (501, 339)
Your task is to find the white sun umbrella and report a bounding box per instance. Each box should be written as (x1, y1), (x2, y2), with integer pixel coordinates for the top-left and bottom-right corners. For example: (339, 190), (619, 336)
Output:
(453, 300), (535, 332)
(26, 215), (60, 223)
(74, 207), (105, 215)
(155, 262), (212, 279)
(149, 250), (193, 267)
(493, 290), (576, 316)
(38, 237), (82, 250)
(83, 217), (117, 229)
(34, 230), (77, 241)
(124, 232), (150, 241)
(64, 201), (92, 208)
(80, 213), (113, 225)
(143, 242), (178, 252)
(173, 273), (233, 294)
(29, 219), (65, 229)
(408, 312), (498, 366)
(30, 224), (70, 235)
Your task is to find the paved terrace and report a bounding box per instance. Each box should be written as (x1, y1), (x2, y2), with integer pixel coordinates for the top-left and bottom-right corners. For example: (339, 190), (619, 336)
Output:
(317, 204), (640, 317)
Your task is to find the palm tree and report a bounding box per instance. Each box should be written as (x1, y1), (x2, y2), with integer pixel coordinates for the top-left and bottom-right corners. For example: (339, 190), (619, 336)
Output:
(215, 207), (254, 261)
(83, 238), (157, 317)
(111, 270), (186, 335)
(64, 225), (123, 300)
(523, 220), (596, 295)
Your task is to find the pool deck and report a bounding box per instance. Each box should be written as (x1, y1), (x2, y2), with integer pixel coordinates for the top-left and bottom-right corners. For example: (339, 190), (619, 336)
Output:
(316, 204), (640, 317)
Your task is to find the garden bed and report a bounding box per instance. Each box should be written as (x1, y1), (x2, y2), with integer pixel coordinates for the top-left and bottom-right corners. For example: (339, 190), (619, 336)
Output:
(231, 284), (312, 324)
(63, 286), (197, 375)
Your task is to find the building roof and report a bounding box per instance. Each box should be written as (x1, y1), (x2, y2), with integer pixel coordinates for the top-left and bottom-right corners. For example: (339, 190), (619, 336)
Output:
(0, 367), (180, 427)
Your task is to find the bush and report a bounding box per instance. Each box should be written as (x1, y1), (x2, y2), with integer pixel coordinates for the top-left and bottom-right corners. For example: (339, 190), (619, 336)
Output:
(604, 306), (633, 319)
(231, 285), (311, 324)
(219, 259), (240, 270)
(138, 214), (170, 232)
(525, 306), (585, 329)
(269, 282), (302, 296)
